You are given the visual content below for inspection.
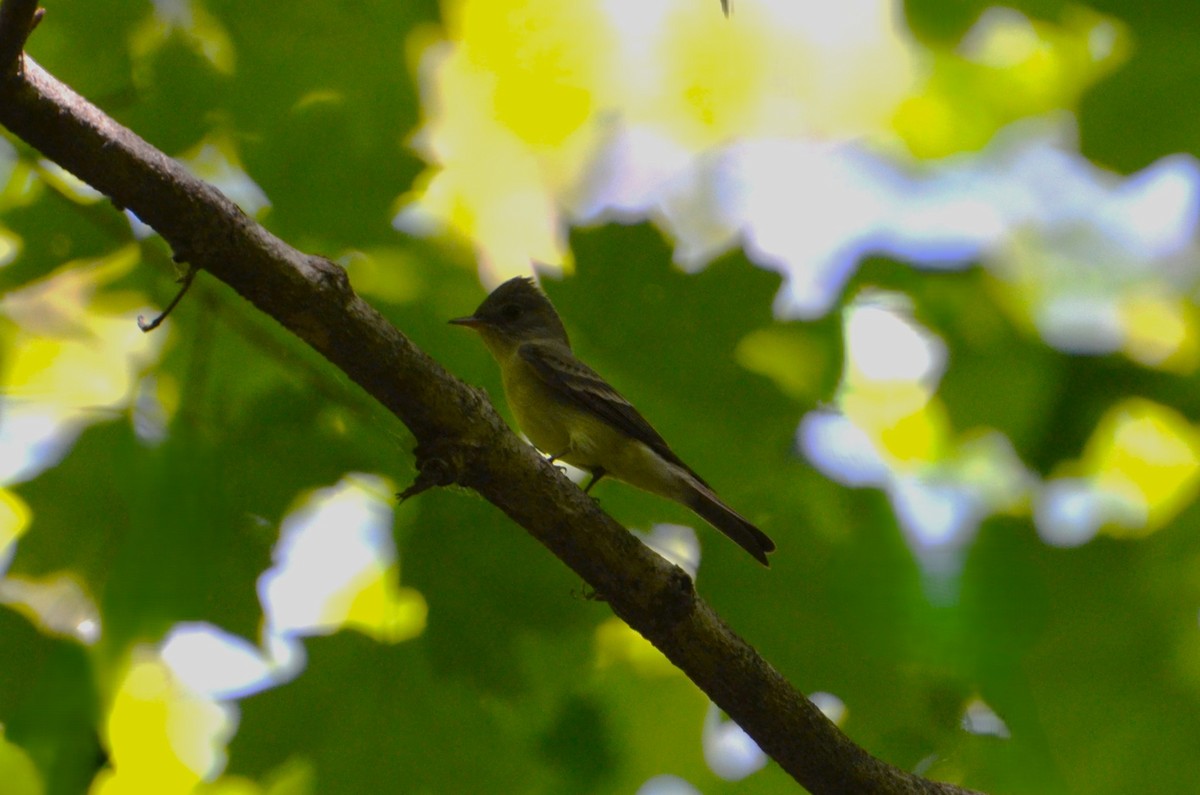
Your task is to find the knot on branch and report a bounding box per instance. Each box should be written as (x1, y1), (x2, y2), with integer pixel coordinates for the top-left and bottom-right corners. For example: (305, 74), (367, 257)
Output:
(309, 256), (353, 303)
(608, 559), (698, 636)
(396, 437), (481, 502)
(654, 563), (698, 626)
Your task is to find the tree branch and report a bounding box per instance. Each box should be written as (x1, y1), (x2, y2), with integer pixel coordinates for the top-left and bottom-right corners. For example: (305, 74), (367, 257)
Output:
(0, 7), (982, 794)
(0, 0), (39, 74)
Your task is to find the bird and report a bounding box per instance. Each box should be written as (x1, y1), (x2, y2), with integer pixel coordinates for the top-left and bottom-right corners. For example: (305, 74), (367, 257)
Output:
(450, 276), (775, 565)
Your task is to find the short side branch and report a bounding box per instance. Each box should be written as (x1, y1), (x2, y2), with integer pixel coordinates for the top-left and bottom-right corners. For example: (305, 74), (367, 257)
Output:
(0, 0), (39, 74)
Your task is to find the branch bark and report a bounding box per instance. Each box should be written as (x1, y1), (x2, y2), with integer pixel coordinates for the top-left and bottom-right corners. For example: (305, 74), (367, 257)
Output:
(0, 0), (38, 73)
(0, 5), (982, 794)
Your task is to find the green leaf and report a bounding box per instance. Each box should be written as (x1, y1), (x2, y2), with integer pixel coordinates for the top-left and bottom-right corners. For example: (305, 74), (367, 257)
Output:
(0, 609), (102, 795)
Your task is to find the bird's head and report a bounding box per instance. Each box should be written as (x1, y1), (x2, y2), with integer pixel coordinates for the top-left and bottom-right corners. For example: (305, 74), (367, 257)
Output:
(450, 276), (571, 352)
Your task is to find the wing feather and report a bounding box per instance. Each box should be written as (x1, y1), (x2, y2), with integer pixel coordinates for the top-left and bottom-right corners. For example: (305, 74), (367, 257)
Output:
(518, 342), (709, 487)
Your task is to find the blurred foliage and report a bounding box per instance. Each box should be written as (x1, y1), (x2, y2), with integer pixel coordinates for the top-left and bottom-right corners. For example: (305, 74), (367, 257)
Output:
(2, 1), (1200, 795)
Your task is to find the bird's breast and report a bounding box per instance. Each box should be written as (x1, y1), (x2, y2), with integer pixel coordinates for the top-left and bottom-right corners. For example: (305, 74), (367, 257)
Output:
(502, 356), (575, 458)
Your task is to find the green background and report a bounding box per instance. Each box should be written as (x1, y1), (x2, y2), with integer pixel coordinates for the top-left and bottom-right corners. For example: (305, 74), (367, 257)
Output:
(4, 1), (1200, 793)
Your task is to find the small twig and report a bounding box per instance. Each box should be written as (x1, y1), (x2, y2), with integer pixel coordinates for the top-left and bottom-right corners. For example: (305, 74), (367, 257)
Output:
(138, 264), (198, 331)
(721, 0), (731, 17)
(397, 437), (475, 502)
(0, 0), (41, 75)
(396, 457), (452, 503)
(571, 586), (607, 602)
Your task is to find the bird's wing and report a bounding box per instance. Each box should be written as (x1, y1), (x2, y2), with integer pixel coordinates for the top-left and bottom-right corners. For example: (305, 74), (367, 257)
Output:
(518, 342), (709, 487)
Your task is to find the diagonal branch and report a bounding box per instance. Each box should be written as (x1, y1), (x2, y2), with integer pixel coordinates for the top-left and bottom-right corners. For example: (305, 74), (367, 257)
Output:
(0, 6), (982, 795)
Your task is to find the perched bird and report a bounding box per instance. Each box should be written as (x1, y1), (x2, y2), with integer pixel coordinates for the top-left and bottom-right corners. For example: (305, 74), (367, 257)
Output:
(450, 276), (775, 565)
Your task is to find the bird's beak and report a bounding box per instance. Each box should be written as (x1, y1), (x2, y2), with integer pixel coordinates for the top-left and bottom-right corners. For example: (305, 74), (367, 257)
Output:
(449, 315), (484, 329)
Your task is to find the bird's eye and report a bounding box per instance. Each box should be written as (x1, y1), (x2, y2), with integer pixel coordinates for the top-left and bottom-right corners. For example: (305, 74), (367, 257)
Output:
(500, 303), (523, 322)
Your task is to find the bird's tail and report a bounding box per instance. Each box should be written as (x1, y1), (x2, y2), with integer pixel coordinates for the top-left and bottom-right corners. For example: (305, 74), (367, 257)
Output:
(685, 484), (775, 566)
